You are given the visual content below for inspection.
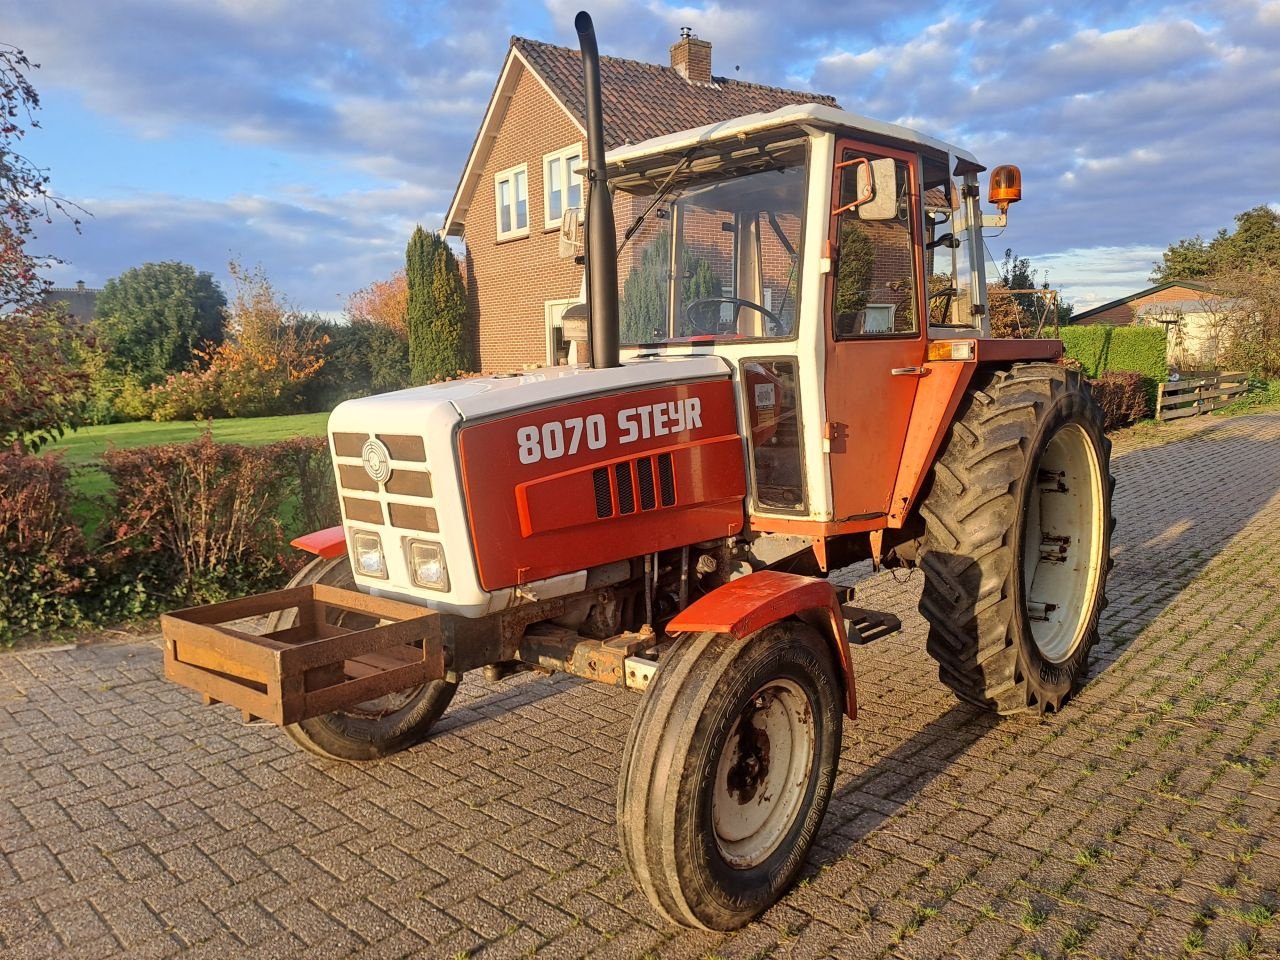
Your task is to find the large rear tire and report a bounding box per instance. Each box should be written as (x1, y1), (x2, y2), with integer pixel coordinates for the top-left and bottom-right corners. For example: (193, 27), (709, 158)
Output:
(267, 555), (458, 761)
(618, 622), (842, 930)
(917, 363), (1113, 715)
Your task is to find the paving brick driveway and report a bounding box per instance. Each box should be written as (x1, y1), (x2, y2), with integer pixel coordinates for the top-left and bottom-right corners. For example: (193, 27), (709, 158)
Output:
(4, 411), (1280, 960)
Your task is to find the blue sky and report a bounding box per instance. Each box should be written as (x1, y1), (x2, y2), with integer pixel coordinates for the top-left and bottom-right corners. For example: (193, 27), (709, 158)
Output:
(5, 0), (1279, 314)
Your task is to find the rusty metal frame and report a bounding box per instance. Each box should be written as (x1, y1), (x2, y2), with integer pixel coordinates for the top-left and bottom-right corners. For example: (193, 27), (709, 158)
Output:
(161, 584), (444, 726)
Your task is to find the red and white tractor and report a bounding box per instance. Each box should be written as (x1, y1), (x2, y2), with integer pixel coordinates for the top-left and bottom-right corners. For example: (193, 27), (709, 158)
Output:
(160, 12), (1113, 929)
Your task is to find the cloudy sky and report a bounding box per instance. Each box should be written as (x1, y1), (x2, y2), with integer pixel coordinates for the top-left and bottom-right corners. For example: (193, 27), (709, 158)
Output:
(6, 0), (1279, 315)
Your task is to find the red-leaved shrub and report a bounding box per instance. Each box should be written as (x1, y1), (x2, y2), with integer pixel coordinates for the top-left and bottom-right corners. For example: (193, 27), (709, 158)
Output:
(1089, 371), (1151, 430)
(0, 450), (89, 637)
(101, 434), (297, 603)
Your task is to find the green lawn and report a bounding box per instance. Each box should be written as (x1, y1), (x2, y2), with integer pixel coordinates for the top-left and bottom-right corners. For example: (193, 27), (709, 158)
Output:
(39, 412), (331, 535)
(40, 412), (330, 467)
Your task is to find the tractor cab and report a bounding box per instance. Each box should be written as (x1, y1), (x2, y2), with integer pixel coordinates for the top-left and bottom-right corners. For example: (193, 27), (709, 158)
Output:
(601, 105), (1044, 542)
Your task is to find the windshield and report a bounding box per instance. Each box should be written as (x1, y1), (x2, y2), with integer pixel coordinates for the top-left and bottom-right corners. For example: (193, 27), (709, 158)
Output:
(617, 158), (807, 344)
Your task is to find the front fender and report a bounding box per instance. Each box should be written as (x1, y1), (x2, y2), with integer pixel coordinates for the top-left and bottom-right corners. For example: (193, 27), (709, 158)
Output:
(666, 570), (856, 718)
(290, 525), (347, 559)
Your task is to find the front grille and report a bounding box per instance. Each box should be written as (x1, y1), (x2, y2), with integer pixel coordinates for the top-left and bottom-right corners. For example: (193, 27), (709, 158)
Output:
(332, 431), (434, 532)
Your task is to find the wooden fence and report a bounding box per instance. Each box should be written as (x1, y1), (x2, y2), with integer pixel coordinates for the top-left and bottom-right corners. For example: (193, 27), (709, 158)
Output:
(1156, 372), (1248, 421)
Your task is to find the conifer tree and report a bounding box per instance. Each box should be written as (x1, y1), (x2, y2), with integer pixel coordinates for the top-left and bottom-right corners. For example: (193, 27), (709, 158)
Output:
(406, 226), (471, 383)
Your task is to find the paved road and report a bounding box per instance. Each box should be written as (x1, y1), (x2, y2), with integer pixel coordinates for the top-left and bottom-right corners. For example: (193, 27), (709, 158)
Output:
(3, 412), (1280, 960)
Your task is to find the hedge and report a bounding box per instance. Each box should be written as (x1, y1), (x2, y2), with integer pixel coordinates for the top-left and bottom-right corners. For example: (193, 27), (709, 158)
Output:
(2, 434), (339, 645)
(1060, 325), (1167, 406)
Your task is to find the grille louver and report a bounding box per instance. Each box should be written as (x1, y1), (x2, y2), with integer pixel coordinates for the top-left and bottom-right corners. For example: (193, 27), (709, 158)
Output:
(594, 453), (677, 519)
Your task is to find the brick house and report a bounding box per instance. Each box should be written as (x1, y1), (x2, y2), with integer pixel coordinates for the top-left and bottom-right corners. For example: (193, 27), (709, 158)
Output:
(1072, 279), (1239, 369)
(38, 280), (101, 324)
(1071, 280), (1218, 326)
(443, 31), (838, 372)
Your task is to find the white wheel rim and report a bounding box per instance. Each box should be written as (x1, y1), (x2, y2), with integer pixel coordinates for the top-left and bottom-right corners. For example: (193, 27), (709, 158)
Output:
(712, 679), (816, 869)
(1022, 422), (1106, 664)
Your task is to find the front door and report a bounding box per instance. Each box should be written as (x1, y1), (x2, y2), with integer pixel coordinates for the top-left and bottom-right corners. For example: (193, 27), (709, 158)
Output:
(824, 139), (926, 520)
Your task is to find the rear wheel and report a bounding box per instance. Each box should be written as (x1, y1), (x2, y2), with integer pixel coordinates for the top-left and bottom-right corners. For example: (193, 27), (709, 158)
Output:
(267, 555), (457, 761)
(917, 363), (1113, 714)
(618, 622), (842, 930)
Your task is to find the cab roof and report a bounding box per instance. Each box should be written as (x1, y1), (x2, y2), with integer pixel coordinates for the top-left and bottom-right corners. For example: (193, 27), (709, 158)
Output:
(604, 102), (980, 178)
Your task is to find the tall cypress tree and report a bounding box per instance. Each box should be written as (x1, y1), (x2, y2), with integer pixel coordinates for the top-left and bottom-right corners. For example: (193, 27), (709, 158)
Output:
(405, 225), (433, 383)
(406, 226), (471, 383)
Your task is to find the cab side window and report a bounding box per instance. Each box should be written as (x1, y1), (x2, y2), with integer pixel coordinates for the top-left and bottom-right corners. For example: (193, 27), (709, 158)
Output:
(831, 151), (918, 339)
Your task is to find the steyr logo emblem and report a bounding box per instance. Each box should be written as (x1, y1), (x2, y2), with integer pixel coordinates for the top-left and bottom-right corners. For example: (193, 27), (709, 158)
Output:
(362, 438), (392, 484)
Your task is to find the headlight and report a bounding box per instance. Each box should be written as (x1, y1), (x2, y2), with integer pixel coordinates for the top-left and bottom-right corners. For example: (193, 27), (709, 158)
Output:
(407, 539), (449, 591)
(351, 530), (387, 579)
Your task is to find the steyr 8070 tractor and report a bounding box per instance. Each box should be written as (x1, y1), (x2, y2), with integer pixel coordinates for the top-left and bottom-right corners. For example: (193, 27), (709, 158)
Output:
(160, 12), (1113, 930)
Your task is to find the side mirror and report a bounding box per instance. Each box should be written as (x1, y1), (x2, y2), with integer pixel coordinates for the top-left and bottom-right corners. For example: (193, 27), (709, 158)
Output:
(559, 207), (584, 259)
(834, 156), (898, 221)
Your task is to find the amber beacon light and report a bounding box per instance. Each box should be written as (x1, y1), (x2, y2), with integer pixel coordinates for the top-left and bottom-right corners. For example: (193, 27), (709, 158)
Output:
(988, 164), (1022, 213)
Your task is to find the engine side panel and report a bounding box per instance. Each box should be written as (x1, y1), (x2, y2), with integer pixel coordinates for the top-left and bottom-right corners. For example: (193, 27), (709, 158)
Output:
(460, 378), (746, 590)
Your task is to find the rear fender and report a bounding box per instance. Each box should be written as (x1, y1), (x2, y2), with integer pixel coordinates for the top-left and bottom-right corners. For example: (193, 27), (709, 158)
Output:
(889, 338), (1064, 527)
(665, 569), (856, 718)
(290, 526), (347, 559)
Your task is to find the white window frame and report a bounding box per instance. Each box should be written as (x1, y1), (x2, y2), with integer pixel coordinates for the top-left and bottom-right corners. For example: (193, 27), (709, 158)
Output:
(494, 163), (529, 241)
(542, 144), (584, 230)
(544, 297), (580, 365)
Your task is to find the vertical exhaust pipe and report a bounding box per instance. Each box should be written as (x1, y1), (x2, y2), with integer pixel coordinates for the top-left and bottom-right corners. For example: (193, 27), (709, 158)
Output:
(575, 11), (621, 369)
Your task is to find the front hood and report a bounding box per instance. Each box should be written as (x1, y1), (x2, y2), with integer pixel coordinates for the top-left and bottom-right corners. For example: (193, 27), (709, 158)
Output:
(324, 354), (735, 618)
(332, 355), (732, 427)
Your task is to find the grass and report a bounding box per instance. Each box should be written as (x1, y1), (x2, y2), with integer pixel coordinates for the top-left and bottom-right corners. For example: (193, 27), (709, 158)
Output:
(1217, 379), (1280, 416)
(36, 412), (329, 534)
(39, 412), (330, 469)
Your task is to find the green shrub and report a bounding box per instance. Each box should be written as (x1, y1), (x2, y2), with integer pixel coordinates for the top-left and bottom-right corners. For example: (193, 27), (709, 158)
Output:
(1061, 325), (1167, 404)
(1088, 372), (1151, 430)
(270, 435), (341, 537)
(1219, 378), (1280, 414)
(0, 451), (89, 640)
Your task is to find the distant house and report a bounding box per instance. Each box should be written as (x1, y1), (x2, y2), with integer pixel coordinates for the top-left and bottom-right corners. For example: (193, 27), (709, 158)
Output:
(1074, 280), (1240, 369)
(1071, 281), (1217, 327)
(444, 31), (838, 372)
(39, 280), (100, 325)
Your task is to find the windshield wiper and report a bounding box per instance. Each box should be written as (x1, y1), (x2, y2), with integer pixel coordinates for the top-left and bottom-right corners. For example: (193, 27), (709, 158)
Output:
(617, 149), (696, 255)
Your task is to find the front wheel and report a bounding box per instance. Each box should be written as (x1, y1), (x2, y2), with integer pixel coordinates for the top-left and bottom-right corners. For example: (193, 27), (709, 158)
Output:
(266, 555), (458, 761)
(618, 622), (842, 930)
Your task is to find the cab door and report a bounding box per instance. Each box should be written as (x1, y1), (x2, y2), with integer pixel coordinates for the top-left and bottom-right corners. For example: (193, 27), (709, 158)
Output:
(824, 139), (926, 520)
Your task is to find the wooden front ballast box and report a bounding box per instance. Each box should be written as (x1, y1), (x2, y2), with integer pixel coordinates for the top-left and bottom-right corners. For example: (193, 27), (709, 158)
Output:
(161, 584), (444, 726)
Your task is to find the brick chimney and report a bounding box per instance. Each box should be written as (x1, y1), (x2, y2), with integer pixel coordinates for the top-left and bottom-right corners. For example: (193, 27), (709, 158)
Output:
(76, 280), (85, 291)
(670, 26), (712, 84)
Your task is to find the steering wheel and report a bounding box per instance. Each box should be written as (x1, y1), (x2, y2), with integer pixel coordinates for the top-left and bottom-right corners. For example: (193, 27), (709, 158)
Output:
(684, 297), (787, 336)
(928, 286), (958, 326)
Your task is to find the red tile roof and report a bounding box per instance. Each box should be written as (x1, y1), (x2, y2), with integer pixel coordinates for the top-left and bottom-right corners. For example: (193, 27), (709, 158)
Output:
(512, 37), (840, 148)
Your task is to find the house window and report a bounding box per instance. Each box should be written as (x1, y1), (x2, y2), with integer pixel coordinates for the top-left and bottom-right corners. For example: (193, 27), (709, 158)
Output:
(543, 146), (583, 229)
(495, 164), (529, 240)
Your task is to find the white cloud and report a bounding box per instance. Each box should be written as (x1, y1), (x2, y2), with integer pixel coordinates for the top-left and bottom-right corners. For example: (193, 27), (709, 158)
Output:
(1033, 246), (1167, 310)
(42, 184), (436, 311)
(5, 0), (1278, 314)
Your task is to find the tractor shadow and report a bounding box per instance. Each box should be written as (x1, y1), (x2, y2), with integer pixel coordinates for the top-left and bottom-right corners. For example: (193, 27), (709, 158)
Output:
(1087, 417), (1280, 670)
(801, 414), (1280, 878)
(811, 701), (997, 869)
